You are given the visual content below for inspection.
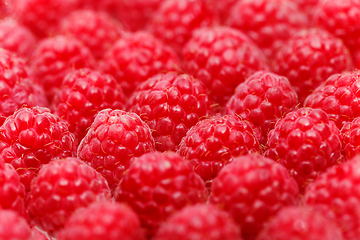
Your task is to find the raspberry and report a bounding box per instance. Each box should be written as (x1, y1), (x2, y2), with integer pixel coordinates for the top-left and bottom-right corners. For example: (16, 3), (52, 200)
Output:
(31, 227), (49, 240)
(53, 68), (126, 142)
(304, 155), (360, 240)
(208, 0), (239, 23)
(154, 204), (241, 240)
(57, 201), (145, 240)
(127, 72), (212, 152)
(340, 117), (360, 159)
(77, 109), (155, 191)
(209, 153), (299, 240)
(0, 210), (32, 240)
(256, 206), (344, 240)
(58, 10), (124, 59)
(0, 48), (47, 126)
(272, 28), (354, 104)
(227, 0), (308, 59)
(30, 35), (96, 103)
(0, 18), (37, 59)
(297, 0), (320, 15)
(100, 31), (180, 96)
(146, 0), (217, 54)
(27, 157), (111, 234)
(304, 70), (360, 129)
(0, 107), (77, 190)
(177, 114), (260, 188)
(182, 26), (269, 106)
(264, 107), (343, 191)
(114, 151), (207, 237)
(225, 71), (298, 145)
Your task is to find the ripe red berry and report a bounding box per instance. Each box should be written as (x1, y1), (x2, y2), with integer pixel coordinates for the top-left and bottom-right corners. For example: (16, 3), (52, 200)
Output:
(177, 114), (260, 188)
(57, 201), (145, 240)
(53, 68), (126, 141)
(77, 109), (155, 191)
(272, 28), (354, 104)
(128, 72), (212, 152)
(27, 157), (111, 234)
(227, 0), (308, 59)
(114, 151), (208, 237)
(100, 31), (180, 96)
(182, 26), (269, 106)
(154, 204), (242, 240)
(0, 107), (77, 190)
(30, 35), (96, 103)
(225, 71), (298, 145)
(265, 107), (344, 191)
(340, 117), (360, 159)
(0, 210), (32, 240)
(209, 153), (299, 240)
(58, 10), (124, 59)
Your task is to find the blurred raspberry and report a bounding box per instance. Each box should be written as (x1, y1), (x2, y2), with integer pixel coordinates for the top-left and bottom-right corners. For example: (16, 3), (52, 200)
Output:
(58, 10), (124, 59)
(154, 204), (242, 240)
(30, 35), (96, 103)
(114, 151), (208, 237)
(0, 107), (77, 190)
(340, 117), (360, 160)
(182, 26), (268, 106)
(57, 201), (145, 240)
(77, 109), (155, 191)
(0, 18), (37, 58)
(225, 71), (298, 145)
(27, 157), (111, 234)
(147, 0), (217, 54)
(208, 0), (239, 23)
(227, 0), (308, 59)
(209, 153), (299, 239)
(100, 31), (180, 96)
(177, 114), (260, 188)
(128, 72), (212, 152)
(0, 210), (32, 240)
(273, 28), (354, 104)
(53, 68), (126, 142)
(296, 0), (321, 15)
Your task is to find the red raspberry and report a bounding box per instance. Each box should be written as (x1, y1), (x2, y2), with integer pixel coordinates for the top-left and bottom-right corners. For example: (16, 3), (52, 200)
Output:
(58, 10), (124, 59)
(30, 35), (96, 103)
(256, 206), (344, 240)
(182, 26), (269, 106)
(100, 31), (180, 96)
(0, 210), (32, 240)
(209, 153), (299, 240)
(27, 157), (111, 234)
(304, 70), (360, 129)
(177, 114), (260, 188)
(208, 0), (239, 23)
(154, 203), (241, 240)
(272, 28), (354, 104)
(227, 0), (308, 59)
(77, 109), (155, 191)
(0, 18), (37, 59)
(57, 201), (145, 240)
(0, 48), (47, 126)
(0, 107), (77, 190)
(225, 71), (298, 145)
(75, 0), (120, 15)
(297, 0), (321, 15)
(114, 151), (208, 237)
(340, 117), (360, 159)
(264, 108), (343, 192)
(127, 72), (212, 152)
(304, 155), (360, 240)
(146, 0), (217, 54)
(53, 68), (126, 141)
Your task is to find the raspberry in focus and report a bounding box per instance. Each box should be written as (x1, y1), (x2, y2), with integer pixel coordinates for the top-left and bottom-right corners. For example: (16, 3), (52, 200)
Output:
(340, 117), (360, 159)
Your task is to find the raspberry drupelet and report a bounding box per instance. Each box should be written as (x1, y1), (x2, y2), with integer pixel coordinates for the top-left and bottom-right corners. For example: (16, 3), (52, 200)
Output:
(0, 107), (77, 190)
(127, 72), (212, 152)
(182, 26), (269, 107)
(53, 68), (126, 142)
(264, 107), (343, 192)
(225, 71), (298, 146)
(114, 151), (208, 237)
(0, 210), (32, 240)
(77, 109), (155, 191)
(340, 117), (360, 159)
(209, 153), (299, 240)
(272, 28), (354, 104)
(177, 114), (260, 188)
(26, 157), (111, 235)
(100, 31), (180, 96)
